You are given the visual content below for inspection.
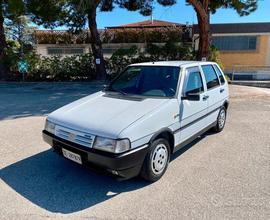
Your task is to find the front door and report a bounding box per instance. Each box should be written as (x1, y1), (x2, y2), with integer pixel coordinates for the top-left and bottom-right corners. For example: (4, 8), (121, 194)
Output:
(179, 66), (208, 142)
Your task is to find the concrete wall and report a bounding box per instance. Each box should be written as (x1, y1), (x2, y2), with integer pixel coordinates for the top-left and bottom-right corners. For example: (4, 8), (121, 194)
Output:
(35, 42), (168, 58)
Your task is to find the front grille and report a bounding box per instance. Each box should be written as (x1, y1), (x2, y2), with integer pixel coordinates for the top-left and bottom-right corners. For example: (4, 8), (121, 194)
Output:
(55, 125), (95, 148)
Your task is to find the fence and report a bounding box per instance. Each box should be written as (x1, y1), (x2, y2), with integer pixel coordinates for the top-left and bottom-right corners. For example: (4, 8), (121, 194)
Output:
(231, 65), (270, 81)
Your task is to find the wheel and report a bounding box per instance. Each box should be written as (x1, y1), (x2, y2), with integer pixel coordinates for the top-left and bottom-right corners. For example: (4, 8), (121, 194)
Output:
(213, 106), (227, 132)
(140, 138), (170, 182)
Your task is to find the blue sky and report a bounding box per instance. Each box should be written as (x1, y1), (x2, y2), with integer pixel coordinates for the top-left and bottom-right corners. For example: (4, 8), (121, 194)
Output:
(96, 0), (270, 28)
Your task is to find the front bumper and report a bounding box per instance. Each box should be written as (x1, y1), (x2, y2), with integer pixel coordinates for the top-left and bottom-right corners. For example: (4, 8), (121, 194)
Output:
(43, 130), (149, 180)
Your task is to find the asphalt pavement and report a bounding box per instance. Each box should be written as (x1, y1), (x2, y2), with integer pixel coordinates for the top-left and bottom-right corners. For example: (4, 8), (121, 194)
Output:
(0, 84), (269, 219)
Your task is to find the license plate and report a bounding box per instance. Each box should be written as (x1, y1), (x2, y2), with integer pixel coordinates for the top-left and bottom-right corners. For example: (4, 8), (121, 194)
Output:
(62, 148), (82, 164)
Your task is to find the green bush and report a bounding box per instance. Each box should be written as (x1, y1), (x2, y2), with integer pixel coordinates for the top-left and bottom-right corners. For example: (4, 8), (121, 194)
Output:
(106, 46), (138, 77)
(4, 39), (195, 81)
(103, 28), (182, 44)
(4, 52), (96, 81)
(146, 41), (194, 61)
(209, 46), (224, 70)
(25, 53), (96, 81)
(34, 31), (92, 44)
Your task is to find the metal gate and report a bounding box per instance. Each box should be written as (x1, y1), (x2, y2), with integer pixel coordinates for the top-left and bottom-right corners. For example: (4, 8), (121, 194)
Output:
(231, 65), (270, 81)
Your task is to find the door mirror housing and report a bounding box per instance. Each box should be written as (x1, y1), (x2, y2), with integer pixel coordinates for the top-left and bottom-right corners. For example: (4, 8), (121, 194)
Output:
(182, 93), (200, 101)
(103, 84), (109, 91)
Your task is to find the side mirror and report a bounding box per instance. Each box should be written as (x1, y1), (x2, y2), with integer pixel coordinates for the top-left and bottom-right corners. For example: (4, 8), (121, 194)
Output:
(182, 93), (200, 101)
(103, 84), (109, 91)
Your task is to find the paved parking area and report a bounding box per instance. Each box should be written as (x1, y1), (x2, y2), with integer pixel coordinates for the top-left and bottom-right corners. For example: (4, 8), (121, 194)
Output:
(0, 84), (270, 219)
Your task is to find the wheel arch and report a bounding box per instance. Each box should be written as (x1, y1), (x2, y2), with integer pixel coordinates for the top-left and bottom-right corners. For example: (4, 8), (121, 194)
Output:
(223, 100), (229, 109)
(149, 128), (175, 154)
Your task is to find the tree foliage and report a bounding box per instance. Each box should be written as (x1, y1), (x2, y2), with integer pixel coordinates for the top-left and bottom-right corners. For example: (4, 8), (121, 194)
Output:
(116, 0), (175, 15)
(208, 0), (258, 15)
(2, 0), (25, 19)
(26, 0), (66, 28)
(5, 16), (35, 55)
(1, 0), (26, 79)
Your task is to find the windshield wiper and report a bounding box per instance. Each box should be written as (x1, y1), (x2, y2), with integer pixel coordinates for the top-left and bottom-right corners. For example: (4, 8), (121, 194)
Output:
(106, 87), (127, 96)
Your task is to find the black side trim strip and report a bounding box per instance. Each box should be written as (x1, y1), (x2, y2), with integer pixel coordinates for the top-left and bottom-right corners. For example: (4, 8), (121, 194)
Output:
(173, 106), (221, 134)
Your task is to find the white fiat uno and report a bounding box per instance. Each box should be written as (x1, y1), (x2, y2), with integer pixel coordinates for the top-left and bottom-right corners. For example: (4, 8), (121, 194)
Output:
(43, 61), (229, 182)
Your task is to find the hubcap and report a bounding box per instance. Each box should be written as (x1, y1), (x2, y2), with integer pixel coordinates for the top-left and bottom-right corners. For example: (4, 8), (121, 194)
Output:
(151, 144), (168, 175)
(218, 109), (226, 129)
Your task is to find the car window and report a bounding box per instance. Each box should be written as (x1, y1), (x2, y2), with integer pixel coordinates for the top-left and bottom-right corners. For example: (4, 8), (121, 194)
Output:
(108, 66), (180, 97)
(213, 65), (225, 84)
(201, 65), (220, 89)
(111, 67), (141, 89)
(184, 67), (204, 95)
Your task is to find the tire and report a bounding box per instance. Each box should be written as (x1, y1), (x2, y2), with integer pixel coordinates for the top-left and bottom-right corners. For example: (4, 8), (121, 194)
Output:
(213, 106), (227, 132)
(140, 138), (170, 182)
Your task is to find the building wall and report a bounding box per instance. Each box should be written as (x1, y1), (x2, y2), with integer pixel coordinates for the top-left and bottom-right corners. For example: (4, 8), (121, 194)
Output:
(218, 35), (270, 72)
(194, 34), (270, 72)
(35, 42), (173, 58)
(267, 36), (270, 66)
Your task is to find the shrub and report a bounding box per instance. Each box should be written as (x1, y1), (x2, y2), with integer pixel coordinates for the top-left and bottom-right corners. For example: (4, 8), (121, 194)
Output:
(25, 53), (96, 81)
(106, 46), (139, 78)
(103, 28), (182, 44)
(146, 41), (194, 61)
(209, 46), (224, 70)
(34, 31), (92, 44)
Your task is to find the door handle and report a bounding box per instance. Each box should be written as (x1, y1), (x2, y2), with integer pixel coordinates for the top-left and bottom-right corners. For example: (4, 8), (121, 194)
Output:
(220, 88), (225, 93)
(203, 95), (209, 101)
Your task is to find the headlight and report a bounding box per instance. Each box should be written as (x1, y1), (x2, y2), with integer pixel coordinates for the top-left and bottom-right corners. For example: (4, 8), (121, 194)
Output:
(45, 120), (55, 134)
(93, 137), (130, 153)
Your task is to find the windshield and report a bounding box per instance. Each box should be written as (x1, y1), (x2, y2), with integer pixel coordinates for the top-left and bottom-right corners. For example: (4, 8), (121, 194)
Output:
(107, 66), (181, 97)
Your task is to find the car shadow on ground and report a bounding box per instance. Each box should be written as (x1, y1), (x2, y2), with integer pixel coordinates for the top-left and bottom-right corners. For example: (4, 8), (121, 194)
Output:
(1, 131), (215, 214)
(1, 149), (148, 214)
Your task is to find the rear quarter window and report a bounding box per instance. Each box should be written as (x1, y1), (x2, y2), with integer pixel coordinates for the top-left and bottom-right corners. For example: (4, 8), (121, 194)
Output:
(213, 65), (225, 84)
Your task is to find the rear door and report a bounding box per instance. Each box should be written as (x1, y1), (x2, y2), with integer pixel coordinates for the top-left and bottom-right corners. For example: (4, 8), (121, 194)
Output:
(213, 64), (228, 101)
(200, 64), (222, 125)
(179, 66), (208, 142)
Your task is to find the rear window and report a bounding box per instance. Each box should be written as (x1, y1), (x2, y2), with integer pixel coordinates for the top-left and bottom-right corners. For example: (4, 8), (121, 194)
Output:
(201, 65), (220, 89)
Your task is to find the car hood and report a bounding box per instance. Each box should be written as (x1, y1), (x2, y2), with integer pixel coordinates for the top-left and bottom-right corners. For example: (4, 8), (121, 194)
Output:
(48, 91), (169, 139)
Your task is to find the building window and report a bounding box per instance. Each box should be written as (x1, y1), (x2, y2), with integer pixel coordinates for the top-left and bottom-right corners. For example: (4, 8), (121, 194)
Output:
(47, 47), (84, 55)
(212, 36), (257, 51)
(103, 48), (118, 54)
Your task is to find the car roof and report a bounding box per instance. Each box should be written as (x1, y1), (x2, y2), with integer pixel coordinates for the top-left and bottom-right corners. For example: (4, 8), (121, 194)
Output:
(130, 61), (216, 67)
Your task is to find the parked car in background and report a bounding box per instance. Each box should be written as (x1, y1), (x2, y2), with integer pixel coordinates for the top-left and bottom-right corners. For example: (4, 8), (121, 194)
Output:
(43, 61), (229, 182)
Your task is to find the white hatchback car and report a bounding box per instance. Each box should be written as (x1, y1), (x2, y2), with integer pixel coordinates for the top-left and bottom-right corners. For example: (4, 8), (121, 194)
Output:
(43, 61), (229, 182)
